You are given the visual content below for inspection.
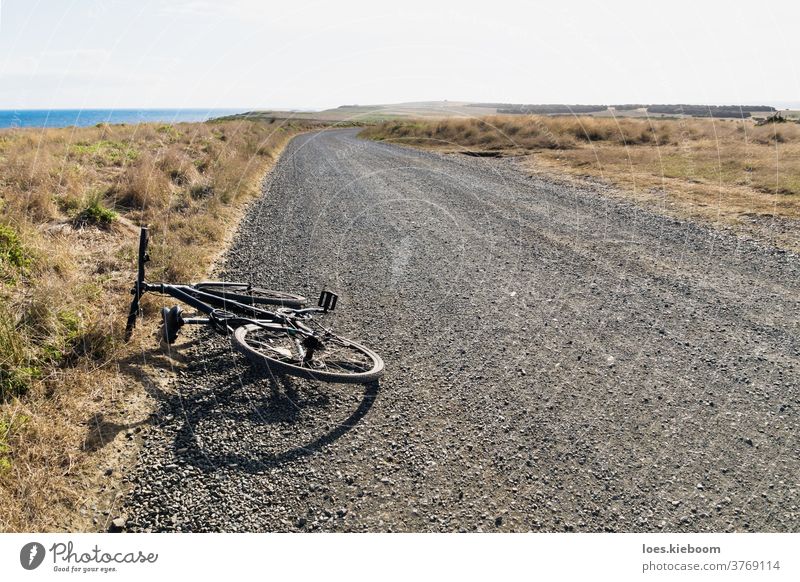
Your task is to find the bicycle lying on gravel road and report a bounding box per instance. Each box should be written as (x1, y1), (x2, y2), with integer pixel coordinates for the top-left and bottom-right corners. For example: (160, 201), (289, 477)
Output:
(124, 227), (384, 384)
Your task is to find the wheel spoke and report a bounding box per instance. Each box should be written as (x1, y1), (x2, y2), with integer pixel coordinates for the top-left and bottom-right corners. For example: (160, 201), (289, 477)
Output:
(235, 324), (382, 382)
(314, 340), (372, 373)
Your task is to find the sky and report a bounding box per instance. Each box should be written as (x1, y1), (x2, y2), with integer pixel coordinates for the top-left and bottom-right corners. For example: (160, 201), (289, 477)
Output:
(0, 0), (798, 110)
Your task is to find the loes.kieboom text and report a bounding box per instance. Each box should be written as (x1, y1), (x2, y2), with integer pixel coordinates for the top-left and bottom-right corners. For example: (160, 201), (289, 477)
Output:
(643, 544), (720, 555)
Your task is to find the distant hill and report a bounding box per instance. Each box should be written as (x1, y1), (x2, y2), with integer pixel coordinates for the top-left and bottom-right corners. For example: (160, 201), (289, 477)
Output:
(218, 101), (780, 123)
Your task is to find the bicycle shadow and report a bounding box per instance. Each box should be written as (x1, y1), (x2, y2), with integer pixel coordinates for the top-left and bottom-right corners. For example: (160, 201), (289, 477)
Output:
(84, 413), (153, 452)
(114, 331), (380, 474)
(172, 372), (380, 473)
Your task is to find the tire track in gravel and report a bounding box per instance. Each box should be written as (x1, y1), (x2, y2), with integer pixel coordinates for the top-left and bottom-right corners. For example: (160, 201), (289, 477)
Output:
(123, 128), (799, 532)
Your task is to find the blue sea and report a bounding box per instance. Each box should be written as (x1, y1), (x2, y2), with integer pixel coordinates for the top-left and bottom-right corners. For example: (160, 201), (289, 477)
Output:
(0, 109), (248, 129)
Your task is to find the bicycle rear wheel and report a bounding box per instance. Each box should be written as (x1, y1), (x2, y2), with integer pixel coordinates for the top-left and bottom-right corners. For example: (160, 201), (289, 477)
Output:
(194, 281), (306, 308)
(233, 324), (384, 384)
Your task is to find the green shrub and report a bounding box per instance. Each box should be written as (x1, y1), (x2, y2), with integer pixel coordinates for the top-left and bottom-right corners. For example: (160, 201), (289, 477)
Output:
(0, 304), (39, 399)
(0, 365), (39, 400)
(0, 225), (30, 281)
(190, 183), (214, 198)
(41, 309), (84, 365)
(70, 140), (138, 166)
(74, 198), (118, 229)
(157, 124), (180, 140)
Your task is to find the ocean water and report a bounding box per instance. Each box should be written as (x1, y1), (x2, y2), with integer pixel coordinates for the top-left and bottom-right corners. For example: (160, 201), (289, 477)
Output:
(0, 109), (248, 129)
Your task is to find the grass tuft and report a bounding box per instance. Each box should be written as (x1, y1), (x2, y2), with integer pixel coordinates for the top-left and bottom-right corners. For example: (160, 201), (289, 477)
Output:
(0, 225), (31, 281)
(0, 414), (29, 473)
(0, 304), (38, 399)
(73, 197), (118, 229)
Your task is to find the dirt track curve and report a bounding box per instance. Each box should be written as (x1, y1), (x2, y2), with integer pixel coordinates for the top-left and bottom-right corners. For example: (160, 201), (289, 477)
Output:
(123, 128), (799, 532)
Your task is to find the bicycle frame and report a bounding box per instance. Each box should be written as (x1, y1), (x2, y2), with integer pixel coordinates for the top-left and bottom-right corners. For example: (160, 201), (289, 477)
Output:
(124, 227), (328, 341)
(123, 227), (383, 382)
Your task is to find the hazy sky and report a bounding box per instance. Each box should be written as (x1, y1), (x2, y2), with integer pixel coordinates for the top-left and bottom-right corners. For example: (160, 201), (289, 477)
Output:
(1, 0), (798, 109)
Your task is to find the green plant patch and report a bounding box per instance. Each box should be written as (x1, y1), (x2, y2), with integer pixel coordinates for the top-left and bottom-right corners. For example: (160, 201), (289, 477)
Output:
(41, 309), (86, 365)
(70, 140), (138, 166)
(0, 225), (30, 281)
(0, 365), (40, 399)
(0, 303), (38, 398)
(157, 124), (180, 139)
(74, 198), (118, 228)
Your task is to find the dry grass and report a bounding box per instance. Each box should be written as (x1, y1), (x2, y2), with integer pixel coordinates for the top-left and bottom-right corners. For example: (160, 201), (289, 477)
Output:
(0, 118), (314, 531)
(361, 116), (800, 250)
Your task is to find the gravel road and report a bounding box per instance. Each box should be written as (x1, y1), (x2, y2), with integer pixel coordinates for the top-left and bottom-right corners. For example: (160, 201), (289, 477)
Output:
(123, 128), (799, 532)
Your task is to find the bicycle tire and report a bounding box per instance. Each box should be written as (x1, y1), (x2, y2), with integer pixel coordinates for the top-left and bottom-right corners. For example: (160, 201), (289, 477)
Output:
(233, 324), (384, 384)
(194, 281), (307, 308)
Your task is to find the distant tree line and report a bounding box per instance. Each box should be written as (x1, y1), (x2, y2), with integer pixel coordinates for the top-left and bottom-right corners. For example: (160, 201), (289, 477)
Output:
(645, 104), (775, 118)
(474, 103), (777, 118)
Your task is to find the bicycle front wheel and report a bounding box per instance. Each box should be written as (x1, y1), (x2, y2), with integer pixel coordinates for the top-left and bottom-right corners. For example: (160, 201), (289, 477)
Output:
(194, 281), (307, 308)
(233, 324), (384, 384)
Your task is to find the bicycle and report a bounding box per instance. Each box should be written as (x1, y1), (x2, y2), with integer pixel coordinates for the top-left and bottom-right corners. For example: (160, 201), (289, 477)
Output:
(124, 227), (384, 384)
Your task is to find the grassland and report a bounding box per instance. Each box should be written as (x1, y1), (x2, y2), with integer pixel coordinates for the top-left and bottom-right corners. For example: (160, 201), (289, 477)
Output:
(0, 118), (319, 531)
(360, 116), (800, 251)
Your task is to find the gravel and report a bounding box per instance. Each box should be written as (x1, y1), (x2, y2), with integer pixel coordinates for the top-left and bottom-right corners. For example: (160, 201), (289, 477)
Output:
(123, 128), (800, 532)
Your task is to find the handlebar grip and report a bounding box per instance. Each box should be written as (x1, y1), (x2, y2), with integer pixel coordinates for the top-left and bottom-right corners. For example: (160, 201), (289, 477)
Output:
(125, 226), (149, 341)
(137, 227), (149, 285)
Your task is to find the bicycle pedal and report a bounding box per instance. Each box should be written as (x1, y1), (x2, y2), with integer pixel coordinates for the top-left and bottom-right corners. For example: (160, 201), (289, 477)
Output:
(160, 305), (184, 344)
(317, 290), (338, 312)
